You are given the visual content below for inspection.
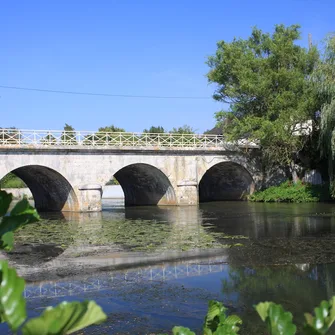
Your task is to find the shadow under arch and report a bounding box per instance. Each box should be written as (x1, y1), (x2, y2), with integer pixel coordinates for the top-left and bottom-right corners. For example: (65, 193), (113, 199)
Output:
(9, 165), (79, 212)
(199, 162), (255, 202)
(114, 163), (176, 206)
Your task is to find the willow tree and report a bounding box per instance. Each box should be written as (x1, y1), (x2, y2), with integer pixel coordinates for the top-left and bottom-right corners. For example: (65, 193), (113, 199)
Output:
(312, 35), (335, 193)
(207, 24), (320, 181)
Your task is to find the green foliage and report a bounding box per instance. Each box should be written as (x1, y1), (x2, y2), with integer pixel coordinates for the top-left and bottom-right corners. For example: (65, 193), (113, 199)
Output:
(0, 173), (26, 189)
(22, 301), (107, 335)
(255, 302), (296, 335)
(105, 177), (120, 185)
(98, 125), (125, 133)
(0, 261), (26, 332)
(0, 191), (39, 250)
(312, 34), (335, 194)
(249, 181), (330, 203)
(40, 134), (57, 145)
(203, 300), (242, 335)
(172, 326), (196, 335)
(170, 125), (195, 134)
(169, 297), (335, 334)
(61, 123), (77, 145)
(83, 124), (130, 145)
(304, 297), (335, 334)
(207, 24), (320, 171)
(143, 125), (165, 133)
(0, 191), (107, 334)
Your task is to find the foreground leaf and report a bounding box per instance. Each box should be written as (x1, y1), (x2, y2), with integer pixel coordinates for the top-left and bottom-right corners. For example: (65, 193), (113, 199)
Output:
(0, 191), (12, 217)
(0, 260), (26, 331)
(22, 300), (107, 335)
(304, 297), (335, 334)
(0, 198), (39, 250)
(172, 326), (196, 335)
(255, 302), (296, 335)
(204, 300), (227, 331)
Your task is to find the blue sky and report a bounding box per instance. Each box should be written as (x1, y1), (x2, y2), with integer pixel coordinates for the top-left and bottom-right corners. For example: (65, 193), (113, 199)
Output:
(1, 0), (334, 133)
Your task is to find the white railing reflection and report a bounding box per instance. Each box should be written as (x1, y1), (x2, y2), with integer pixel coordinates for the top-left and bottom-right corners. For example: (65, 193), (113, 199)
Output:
(0, 129), (258, 149)
(24, 260), (227, 299)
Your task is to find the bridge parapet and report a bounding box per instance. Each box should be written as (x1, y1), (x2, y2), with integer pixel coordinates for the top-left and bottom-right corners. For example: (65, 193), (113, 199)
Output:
(0, 129), (258, 150)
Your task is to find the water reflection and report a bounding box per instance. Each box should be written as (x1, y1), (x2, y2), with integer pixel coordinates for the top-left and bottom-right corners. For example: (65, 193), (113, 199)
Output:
(199, 201), (335, 238)
(19, 257), (335, 334)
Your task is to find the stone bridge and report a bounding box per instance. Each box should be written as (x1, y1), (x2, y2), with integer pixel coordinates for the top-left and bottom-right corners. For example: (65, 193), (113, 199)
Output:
(0, 129), (262, 212)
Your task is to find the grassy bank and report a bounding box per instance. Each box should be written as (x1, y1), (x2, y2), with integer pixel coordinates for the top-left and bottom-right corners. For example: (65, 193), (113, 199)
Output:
(249, 181), (330, 203)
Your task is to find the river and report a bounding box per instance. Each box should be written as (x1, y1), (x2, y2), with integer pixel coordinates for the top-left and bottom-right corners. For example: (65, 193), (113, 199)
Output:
(3, 200), (335, 334)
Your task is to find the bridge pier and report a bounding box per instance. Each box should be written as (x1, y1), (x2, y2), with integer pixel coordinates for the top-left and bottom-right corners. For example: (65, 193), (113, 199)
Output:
(78, 184), (102, 212)
(175, 181), (198, 205)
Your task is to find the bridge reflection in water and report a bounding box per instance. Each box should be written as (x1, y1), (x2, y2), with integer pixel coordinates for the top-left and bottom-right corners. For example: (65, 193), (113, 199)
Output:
(24, 257), (228, 299)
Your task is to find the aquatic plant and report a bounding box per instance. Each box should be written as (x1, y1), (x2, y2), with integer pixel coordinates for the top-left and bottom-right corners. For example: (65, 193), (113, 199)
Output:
(166, 298), (335, 335)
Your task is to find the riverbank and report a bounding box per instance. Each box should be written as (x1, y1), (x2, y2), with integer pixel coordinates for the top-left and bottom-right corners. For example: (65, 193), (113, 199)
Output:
(249, 181), (331, 203)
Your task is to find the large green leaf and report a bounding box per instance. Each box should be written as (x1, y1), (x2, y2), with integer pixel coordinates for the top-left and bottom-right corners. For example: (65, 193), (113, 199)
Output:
(22, 300), (107, 335)
(0, 191), (12, 217)
(255, 302), (296, 335)
(0, 197), (39, 250)
(304, 297), (335, 334)
(172, 326), (196, 335)
(203, 300), (241, 335)
(204, 300), (227, 331)
(0, 260), (26, 331)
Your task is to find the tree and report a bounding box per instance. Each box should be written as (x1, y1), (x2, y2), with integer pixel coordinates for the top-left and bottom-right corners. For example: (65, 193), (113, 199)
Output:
(312, 34), (335, 194)
(61, 123), (77, 145)
(143, 126), (166, 142)
(143, 126), (165, 133)
(83, 125), (128, 146)
(40, 133), (57, 145)
(98, 125), (125, 133)
(207, 24), (320, 181)
(170, 125), (195, 134)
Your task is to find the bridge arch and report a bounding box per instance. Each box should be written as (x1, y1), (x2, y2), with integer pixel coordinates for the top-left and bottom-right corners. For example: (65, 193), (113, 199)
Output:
(114, 163), (176, 206)
(199, 162), (255, 202)
(3, 165), (79, 212)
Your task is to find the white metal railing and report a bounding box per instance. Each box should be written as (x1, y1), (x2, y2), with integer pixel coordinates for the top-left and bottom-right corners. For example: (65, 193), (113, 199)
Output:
(0, 129), (258, 149)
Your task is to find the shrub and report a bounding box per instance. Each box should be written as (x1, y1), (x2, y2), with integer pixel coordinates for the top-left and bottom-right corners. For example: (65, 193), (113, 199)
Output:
(249, 180), (330, 203)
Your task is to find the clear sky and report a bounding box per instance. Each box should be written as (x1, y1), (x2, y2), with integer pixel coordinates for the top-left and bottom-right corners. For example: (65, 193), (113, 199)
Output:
(1, 0), (334, 133)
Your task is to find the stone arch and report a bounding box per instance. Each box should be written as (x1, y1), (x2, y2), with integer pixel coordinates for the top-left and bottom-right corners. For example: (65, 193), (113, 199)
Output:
(114, 163), (176, 206)
(6, 165), (79, 212)
(199, 162), (255, 202)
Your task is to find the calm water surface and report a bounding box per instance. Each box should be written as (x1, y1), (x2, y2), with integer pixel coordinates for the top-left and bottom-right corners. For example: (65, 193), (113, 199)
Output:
(5, 200), (335, 334)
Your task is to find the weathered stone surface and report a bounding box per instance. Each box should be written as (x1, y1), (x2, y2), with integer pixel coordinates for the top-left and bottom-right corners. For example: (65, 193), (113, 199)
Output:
(0, 148), (262, 212)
